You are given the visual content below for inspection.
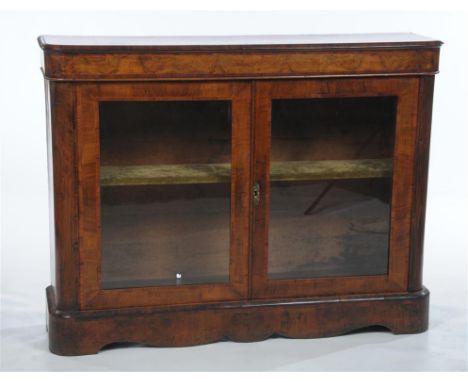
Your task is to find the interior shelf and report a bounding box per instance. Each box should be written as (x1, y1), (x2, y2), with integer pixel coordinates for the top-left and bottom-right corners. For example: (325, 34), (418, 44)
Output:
(100, 158), (392, 186)
(269, 158), (392, 183)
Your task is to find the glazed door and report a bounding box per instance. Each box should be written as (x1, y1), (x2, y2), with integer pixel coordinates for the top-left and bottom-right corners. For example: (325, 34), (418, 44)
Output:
(77, 82), (251, 309)
(252, 78), (419, 298)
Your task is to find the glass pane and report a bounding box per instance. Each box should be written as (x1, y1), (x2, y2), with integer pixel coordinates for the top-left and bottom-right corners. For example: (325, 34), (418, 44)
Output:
(99, 101), (232, 289)
(268, 97), (397, 279)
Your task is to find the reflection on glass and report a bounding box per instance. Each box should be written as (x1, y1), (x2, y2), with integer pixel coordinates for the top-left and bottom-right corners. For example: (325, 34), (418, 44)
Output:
(268, 97), (397, 279)
(99, 101), (232, 289)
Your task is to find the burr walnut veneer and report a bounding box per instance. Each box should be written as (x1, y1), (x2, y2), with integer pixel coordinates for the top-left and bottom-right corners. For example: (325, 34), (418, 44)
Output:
(39, 34), (441, 355)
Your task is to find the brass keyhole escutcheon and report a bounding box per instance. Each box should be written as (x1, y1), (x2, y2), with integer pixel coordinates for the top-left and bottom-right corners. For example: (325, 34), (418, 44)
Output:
(253, 183), (260, 206)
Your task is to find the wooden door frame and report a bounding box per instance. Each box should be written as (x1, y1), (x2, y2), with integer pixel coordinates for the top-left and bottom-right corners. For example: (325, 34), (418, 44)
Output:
(76, 81), (252, 310)
(251, 77), (420, 299)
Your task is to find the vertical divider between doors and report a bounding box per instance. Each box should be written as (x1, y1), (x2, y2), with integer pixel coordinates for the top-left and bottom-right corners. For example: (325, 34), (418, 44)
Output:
(250, 81), (273, 298)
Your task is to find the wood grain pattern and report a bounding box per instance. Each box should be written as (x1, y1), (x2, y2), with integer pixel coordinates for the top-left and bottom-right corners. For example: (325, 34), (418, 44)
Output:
(41, 49), (440, 81)
(39, 34), (441, 81)
(47, 285), (430, 356)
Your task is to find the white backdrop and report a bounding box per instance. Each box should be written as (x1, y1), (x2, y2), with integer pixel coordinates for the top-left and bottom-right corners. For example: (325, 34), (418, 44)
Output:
(1, 10), (467, 371)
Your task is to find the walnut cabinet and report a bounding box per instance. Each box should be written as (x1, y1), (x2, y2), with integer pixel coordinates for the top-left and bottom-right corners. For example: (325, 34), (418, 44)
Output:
(39, 34), (441, 355)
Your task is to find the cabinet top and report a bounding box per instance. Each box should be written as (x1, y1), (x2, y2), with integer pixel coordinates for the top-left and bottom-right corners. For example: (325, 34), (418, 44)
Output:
(38, 33), (441, 53)
(39, 33), (442, 81)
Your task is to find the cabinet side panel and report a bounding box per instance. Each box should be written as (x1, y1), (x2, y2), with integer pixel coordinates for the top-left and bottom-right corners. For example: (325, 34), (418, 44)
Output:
(409, 76), (435, 291)
(49, 82), (80, 310)
(45, 80), (56, 290)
